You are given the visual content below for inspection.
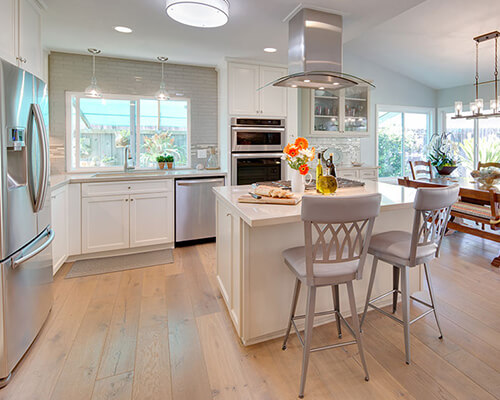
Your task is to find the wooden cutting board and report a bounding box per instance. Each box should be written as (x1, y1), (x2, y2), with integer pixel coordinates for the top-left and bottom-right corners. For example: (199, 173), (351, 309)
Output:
(238, 194), (301, 205)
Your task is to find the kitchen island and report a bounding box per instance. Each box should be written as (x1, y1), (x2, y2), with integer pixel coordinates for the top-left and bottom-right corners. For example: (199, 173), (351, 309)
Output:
(213, 181), (422, 345)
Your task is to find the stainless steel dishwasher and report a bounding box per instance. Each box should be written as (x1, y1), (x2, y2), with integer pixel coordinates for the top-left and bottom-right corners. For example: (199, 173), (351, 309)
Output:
(175, 177), (225, 244)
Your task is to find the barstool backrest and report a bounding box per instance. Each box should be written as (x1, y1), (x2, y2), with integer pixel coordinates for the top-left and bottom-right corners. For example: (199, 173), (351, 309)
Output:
(409, 185), (460, 265)
(301, 194), (381, 284)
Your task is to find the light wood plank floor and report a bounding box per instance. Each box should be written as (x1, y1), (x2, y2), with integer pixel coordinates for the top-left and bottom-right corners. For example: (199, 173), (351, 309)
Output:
(0, 233), (499, 400)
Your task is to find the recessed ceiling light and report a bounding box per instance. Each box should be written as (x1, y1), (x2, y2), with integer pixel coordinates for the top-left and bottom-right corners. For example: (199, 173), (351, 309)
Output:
(264, 47), (277, 53)
(319, 87), (325, 90)
(291, 84), (297, 88)
(166, 0), (229, 28)
(304, 79), (311, 83)
(333, 82), (339, 86)
(114, 26), (133, 33)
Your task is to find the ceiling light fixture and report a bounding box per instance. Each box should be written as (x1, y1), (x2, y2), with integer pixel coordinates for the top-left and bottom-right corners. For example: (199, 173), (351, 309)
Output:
(85, 48), (102, 98)
(264, 47), (277, 53)
(453, 31), (500, 119)
(165, 0), (229, 28)
(114, 26), (133, 33)
(156, 56), (170, 101)
(303, 79), (311, 83)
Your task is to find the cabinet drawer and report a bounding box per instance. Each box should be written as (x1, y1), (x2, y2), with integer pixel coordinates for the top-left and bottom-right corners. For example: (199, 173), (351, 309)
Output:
(337, 170), (359, 179)
(360, 169), (378, 180)
(82, 179), (173, 197)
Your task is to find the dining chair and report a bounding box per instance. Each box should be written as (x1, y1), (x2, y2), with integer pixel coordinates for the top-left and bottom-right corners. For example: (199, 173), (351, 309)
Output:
(281, 193), (381, 398)
(409, 160), (433, 180)
(360, 185), (459, 364)
(478, 161), (500, 169)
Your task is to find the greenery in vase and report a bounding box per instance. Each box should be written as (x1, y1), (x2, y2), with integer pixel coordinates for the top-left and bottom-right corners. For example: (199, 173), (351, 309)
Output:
(142, 131), (184, 165)
(427, 132), (458, 170)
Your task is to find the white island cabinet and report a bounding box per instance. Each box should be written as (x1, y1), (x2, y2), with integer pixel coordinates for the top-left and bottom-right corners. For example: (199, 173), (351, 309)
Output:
(214, 181), (422, 345)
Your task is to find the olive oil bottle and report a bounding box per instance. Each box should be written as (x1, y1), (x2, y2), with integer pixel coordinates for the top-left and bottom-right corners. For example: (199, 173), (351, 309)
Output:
(315, 152), (323, 193)
(316, 153), (338, 195)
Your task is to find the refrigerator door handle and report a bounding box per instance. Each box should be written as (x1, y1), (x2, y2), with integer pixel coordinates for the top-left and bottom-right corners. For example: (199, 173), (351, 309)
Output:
(27, 103), (49, 213)
(11, 227), (55, 269)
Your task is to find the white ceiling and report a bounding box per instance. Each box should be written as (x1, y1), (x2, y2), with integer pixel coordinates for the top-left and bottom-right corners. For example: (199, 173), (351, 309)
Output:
(42, 0), (500, 90)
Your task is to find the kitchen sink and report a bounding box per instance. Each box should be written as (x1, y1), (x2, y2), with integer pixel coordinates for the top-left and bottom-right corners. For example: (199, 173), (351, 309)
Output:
(91, 170), (168, 178)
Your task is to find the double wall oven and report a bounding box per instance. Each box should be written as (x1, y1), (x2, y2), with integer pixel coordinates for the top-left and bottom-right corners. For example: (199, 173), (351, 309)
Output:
(231, 118), (286, 185)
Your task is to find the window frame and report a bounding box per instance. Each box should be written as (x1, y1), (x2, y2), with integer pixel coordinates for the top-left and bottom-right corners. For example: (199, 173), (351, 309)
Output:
(375, 104), (435, 177)
(65, 92), (191, 173)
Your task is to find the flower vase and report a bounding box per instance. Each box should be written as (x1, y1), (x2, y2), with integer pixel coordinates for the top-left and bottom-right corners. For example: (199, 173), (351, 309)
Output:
(290, 169), (305, 194)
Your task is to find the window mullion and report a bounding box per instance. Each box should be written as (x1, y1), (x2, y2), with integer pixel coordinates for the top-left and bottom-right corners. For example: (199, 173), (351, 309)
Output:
(474, 119), (479, 168)
(76, 96), (81, 169)
(401, 112), (406, 177)
(136, 100), (141, 169)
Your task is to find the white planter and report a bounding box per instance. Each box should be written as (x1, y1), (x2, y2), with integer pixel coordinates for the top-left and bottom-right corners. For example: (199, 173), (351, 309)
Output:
(290, 169), (305, 194)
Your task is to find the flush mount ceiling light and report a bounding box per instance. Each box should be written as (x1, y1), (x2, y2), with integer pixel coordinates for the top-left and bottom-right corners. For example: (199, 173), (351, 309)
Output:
(165, 0), (229, 28)
(85, 48), (102, 98)
(114, 26), (133, 33)
(264, 47), (277, 53)
(156, 56), (170, 101)
(453, 31), (500, 120)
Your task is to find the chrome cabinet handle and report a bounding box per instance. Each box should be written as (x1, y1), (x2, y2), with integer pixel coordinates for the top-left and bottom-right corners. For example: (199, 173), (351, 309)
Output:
(17, 57), (27, 63)
(12, 228), (54, 269)
(177, 178), (224, 186)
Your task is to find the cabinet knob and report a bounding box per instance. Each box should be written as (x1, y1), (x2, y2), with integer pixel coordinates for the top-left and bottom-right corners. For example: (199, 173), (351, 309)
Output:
(226, 212), (231, 217)
(128, 186), (131, 189)
(16, 57), (27, 63)
(125, 199), (128, 202)
(130, 199), (134, 202)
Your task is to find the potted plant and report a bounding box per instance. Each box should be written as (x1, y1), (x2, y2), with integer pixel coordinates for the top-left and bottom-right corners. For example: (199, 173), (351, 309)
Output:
(283, 137), (315, 193)
(427, 132), (458, 175)
(165, 154), (174, 169)
(156, 155), (168, 170)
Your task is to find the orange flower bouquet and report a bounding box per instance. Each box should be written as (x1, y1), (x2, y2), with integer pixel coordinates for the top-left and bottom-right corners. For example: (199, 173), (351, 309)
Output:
(283, 137), (315, 175)
(283, 138), (315, 194)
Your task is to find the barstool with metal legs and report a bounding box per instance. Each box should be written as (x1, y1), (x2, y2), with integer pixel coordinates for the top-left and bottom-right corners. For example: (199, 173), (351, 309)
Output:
(281, 193), (381, 398)
(360, 185), (459, 364)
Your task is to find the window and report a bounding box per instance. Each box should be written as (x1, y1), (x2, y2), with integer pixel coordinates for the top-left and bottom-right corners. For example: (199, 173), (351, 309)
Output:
(440, 108), (500, 175)
(377, 106), (434, 178)
(67, 93), (190, 171)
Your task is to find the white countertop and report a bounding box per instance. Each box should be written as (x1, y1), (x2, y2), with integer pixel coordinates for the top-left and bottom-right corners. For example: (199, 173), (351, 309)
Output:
(50, 169), (227, 190)
(213, 181), (416, 228)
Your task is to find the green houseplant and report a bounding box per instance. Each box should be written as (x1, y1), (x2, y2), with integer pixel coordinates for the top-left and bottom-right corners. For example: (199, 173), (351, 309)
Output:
(165, 154), (174, 169)
(156, 155), (168, 170)
(427, 132), (458, 175)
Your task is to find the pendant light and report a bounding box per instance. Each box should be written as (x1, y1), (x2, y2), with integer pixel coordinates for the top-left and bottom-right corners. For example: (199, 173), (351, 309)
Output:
(85, 48), (102, 98)
(165, 0), (229, 28)
(453, 31), (500, 120)
(156, 57), (170, 101)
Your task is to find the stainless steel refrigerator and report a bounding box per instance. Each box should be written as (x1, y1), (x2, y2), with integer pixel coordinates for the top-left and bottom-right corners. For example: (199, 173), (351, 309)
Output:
(0, 59), (53, 386)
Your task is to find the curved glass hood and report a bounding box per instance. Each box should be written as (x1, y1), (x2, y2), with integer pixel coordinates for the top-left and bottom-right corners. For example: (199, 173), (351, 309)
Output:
(262, 8), (375, 91)
(261, 71), (375, 91)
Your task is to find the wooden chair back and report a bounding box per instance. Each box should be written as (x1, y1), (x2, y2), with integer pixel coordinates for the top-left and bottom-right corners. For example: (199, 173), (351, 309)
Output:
(478, 162), (500, 170)
(409, 160), (433, 180)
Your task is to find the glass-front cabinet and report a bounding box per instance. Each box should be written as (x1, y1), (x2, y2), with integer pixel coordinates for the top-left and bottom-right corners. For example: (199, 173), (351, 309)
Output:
(311, 86), (369, 136)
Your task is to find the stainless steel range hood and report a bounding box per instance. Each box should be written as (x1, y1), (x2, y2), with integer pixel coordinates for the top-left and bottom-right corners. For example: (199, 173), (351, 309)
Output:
(264, 8), (374, 90)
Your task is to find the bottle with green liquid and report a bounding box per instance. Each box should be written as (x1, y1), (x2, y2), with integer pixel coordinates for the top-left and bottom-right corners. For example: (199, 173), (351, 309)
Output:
(316, 153), (338, 195)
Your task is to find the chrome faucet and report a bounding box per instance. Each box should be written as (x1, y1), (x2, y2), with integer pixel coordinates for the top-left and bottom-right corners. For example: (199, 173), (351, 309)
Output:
(124, 146), (135, 171)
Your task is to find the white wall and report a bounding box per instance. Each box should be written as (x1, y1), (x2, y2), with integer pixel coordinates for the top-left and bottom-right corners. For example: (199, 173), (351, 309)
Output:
(343, 52), (438, 165)
(437, 83), (476, 108)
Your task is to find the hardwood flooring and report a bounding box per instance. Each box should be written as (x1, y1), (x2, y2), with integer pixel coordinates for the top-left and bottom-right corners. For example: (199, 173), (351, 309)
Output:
(0, 233), (499, 400)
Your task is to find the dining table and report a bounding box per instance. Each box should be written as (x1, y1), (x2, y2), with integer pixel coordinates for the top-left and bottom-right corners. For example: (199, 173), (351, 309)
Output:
(397, 176), (499, 267)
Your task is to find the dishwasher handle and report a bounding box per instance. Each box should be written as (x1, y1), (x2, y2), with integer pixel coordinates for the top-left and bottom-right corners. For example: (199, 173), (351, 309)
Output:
(176, 178), (225, 186)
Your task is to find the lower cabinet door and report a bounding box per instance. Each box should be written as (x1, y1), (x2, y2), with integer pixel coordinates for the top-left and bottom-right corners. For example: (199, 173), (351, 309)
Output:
(51, 186), (68, 274)
(82, 195), (130, 253)
(129, 192), (173, 248)
(216, 200), (232, 306)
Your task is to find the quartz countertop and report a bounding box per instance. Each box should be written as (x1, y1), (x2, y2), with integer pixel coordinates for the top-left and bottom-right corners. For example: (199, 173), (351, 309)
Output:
(213, 181), (416, 228)
(50, 169), (227, 190)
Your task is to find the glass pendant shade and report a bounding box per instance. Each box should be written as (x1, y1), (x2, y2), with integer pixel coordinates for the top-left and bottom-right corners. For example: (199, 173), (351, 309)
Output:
(475, 98), (483, 113)
(165, 0), (229, 28)
(155, 82), (170, 101)
(85, 49), (102, 98)
(454, 101), (462, 116)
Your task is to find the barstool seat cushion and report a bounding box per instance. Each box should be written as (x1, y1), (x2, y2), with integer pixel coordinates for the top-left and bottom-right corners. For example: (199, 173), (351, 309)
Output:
(368, 230), (437, 267)
(283, 246), (359, 285)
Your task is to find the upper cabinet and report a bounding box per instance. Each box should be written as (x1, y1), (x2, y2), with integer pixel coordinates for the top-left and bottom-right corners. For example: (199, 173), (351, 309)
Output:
(311, 85), (370, 137)
(0, 0), (44, 80)
(228, 62), (287, 117)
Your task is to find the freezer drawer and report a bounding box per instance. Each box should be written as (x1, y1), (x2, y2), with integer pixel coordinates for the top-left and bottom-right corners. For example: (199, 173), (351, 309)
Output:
(175, 177), (225, 243)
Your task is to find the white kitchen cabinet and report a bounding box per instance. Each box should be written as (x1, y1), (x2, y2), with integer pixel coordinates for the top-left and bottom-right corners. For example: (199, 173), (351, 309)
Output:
(129, 192), (174, 248)
(0, 0), (17, 65)
(18, 0), (43, 78)
(228, 62), (287, 117)
(51, 185), (68, 274)
(215, 200), (242, 334)
(82, 195), (130, 253)
(336, 167), (379, 181)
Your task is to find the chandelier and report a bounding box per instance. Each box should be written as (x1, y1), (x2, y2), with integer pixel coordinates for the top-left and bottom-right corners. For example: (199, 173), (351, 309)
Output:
(453, 31), (500, 119)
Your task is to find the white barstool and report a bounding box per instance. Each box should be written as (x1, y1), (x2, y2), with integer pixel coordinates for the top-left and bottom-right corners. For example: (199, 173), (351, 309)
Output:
(360, 185), (459, 364)
(281, 193), (381, 398)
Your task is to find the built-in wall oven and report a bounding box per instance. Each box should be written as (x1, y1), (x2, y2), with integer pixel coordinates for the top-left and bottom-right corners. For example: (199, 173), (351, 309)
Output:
(231, 118), (286, 185)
